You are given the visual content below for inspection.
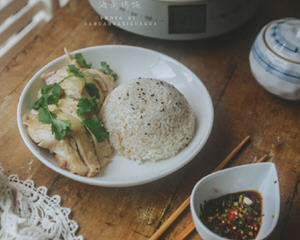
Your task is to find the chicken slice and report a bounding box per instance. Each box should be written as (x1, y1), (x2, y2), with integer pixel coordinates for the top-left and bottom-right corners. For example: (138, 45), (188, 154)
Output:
(83, 69), (117, 103)
(44, 68), (86, 99)
(41, 71), (55, 81)
(44, 59), (78, 85)
(22, 113), (88, 176)
(88, 132), (113, 169)
(60, 76), (85, 99)
(83, 79), (105, 105)
(29, 64), (116, 176)
(57, 98), (113, 169)
(44, 66), (69, 85)
(58, 97), (79, 120)
(56, 111), (100, 177)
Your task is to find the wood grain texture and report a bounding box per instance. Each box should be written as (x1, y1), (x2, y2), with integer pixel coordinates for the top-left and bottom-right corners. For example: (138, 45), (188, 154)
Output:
(0, 0), (299, 239)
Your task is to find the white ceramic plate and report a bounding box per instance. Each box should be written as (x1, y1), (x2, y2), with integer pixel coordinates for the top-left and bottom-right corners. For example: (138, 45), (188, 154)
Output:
(17, 45), (214, 187)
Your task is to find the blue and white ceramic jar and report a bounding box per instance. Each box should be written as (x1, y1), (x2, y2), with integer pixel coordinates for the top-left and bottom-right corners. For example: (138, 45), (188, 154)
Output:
(249, 18), (300, 100)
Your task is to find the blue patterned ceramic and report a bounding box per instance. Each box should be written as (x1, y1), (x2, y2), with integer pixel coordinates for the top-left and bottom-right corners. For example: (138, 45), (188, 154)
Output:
(249, 18), (300, 100)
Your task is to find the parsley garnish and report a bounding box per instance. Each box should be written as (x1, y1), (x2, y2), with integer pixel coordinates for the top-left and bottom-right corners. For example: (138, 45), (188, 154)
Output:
(75, 53), (92, 68)
(77, 96), (99, 117)
(82, 119), (108, 142)
(100, 61), (118, 81)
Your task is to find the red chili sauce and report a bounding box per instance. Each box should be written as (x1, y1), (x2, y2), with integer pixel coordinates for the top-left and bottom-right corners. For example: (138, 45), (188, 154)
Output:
(199, 191), (262, 239)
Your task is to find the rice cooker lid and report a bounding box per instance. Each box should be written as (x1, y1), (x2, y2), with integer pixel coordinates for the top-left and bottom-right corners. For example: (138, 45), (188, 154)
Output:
(264, 18), (300, 63)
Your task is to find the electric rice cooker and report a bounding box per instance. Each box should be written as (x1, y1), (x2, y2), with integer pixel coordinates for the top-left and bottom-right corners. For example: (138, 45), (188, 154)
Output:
(89, 0), (260, 40)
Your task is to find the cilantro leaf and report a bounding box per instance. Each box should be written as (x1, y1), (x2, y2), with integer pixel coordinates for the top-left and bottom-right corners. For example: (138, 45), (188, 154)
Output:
(85, 82), (99, 99)
(38, 106), (71, 140)
(82, 119), (108, 142)
(34, 81), (71, 140)
(51, 119), (72, 140)
(100, 61), (118, 81)
(33, 97), (46, 110)
(68, 64), (85, 77)
(68, 64), (99, 78)
(41, 83), (61, 96)
(75, 53), (92, 68)
(46, 94), (60, 106)
(33, 83), (62, 110)
(68, 65), (100, 98)
(77, 96), (99, 117)
(38, 107), (56, 124)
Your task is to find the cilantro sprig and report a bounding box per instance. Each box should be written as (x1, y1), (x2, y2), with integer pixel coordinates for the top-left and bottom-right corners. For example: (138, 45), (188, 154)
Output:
(67, 63), (108, 142)
(77, 96), (99, 117)
(38, 107), (72, 140)
(99, 61), (118, 81)
(67, 64), (100, 99)
(68, 64), (99, 78)
(76, 96), (108, 142)
(33, 83), (62, 110)
(76, 93), (108, 142)
(68, 64), (86, 78)
(82, 119), (109, 142)
(51, 119), (72, 140)
(32, 54), (114, 142)
(75, 53), (92, 68)
(33, 83), (72, 140)
(72, 52), (119, 81)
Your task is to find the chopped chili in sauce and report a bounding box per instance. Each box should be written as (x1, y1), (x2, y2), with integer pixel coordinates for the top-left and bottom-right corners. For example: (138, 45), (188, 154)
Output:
(200, 190), (262, 239)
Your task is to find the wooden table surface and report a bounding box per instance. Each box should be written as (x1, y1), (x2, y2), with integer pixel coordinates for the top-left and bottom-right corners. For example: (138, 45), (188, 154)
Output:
(1, 0), (299, 239)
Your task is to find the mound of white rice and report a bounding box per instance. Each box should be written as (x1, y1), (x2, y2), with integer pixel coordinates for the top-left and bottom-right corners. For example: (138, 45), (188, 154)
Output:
(102, 78), (196, 162)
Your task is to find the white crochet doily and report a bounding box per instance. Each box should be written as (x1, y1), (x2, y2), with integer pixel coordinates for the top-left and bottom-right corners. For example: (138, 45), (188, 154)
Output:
(0, 170), (83, 240)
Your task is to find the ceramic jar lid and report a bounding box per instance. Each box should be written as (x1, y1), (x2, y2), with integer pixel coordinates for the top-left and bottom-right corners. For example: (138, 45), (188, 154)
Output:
(249, 18), (300, 100)
(264, 18), (300, 64)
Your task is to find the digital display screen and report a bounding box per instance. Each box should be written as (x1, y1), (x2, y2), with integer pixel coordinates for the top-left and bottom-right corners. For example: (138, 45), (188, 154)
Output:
(168, 5), (206, 34)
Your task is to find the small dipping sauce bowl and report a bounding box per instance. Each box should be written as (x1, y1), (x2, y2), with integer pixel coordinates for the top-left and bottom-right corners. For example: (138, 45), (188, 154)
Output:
(190, 163), (280, 240)
(249, 18), (300, 100)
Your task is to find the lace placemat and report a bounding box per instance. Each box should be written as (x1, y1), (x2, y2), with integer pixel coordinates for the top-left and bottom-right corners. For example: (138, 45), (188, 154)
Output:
(0, 169), (83, 240)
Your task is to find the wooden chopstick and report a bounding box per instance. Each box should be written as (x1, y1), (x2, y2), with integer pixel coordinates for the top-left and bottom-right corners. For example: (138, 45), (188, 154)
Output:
(149, 136), (251, 240)
(174, 153), (269, 240)
(212, 135), (250, 172)
(175, 221), (195, 240)
(256, 154), (269, 163)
